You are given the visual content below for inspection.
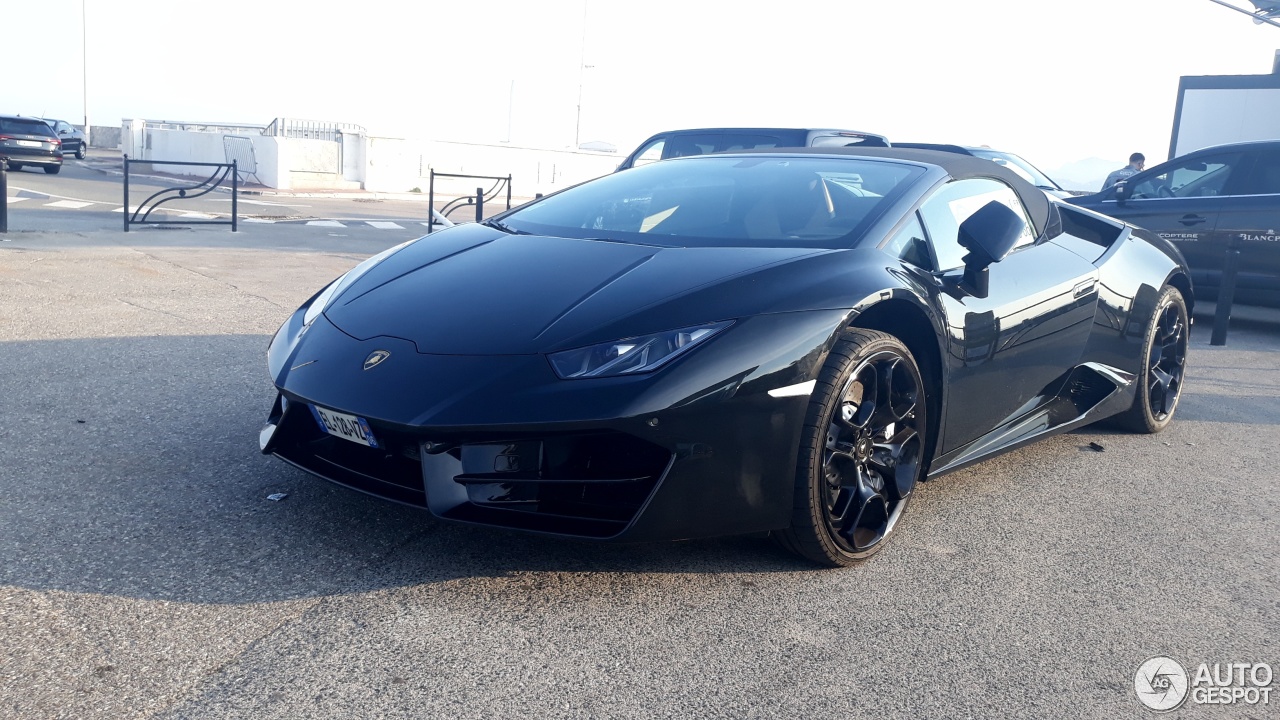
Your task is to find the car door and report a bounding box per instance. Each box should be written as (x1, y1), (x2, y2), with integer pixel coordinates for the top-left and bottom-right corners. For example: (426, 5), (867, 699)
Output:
(1208, 146), (1280, 303)
(914, 178), (1101, 454)
(1099, 151), (1247, 267)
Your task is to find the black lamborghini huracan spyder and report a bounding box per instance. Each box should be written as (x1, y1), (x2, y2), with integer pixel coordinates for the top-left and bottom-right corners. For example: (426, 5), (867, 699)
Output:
(261, 147), (1191, 567)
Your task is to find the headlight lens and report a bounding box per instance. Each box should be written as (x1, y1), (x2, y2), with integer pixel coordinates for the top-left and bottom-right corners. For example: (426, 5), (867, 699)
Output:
(548, 321), (732, 379)
(301, 239), (415, 327)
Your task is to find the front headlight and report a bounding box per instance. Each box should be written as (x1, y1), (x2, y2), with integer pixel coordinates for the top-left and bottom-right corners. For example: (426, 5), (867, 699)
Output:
(301, 239), (415, 327)
(548, 321), (733, 379)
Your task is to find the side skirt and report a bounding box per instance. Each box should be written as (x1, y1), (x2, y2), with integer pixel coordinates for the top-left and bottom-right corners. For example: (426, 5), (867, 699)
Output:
(926, 362), (1135, 479)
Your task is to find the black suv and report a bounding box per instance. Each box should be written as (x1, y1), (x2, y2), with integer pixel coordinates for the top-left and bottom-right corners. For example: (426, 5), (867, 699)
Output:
(1069, 140), (1280, 307)
(616, 128), (889, 171)
(42, 118), (86, 159)
(1, 115), (63, 174)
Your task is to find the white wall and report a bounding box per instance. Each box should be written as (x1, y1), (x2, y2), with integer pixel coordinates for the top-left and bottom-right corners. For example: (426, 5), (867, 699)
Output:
(1175, 88), (1280, 156)
(363, 138), (620, 197)
(116, 123), (621, 195)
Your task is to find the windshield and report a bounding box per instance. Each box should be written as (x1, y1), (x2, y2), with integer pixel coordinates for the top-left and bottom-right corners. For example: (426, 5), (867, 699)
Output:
(499, 156), (923, 249)
(970, 150), (1060, 190)
(0, 118), (57, 137)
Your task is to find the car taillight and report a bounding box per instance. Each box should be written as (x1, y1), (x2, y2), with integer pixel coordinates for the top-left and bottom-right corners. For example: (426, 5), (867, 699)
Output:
(0, 135), (11, 141)
(50, 138), (61, 145)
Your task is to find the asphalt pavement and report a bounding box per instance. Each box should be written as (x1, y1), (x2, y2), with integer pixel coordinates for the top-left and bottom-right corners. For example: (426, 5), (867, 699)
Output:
(1, 220), (1277, 719)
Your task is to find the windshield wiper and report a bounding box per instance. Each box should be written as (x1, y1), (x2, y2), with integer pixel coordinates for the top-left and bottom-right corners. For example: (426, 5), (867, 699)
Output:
(482, 218), (531, 235)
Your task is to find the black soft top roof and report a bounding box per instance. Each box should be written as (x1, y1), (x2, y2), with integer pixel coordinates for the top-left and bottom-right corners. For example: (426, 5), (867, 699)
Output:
(725, 146), (1053, 238)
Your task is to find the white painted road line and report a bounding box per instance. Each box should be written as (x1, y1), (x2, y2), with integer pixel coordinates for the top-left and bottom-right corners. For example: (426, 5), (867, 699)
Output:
(307, 220), (346, 228)
(241, 217), (277, 224)
(112, 207), (143, 213)
(366, 221), (404, 230)
(44, 200), (95, 209)
(178, 212), (218, 219)
(6, 197), (30, 204)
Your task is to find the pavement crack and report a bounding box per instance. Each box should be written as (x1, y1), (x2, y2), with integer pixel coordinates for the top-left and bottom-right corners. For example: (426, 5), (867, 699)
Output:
(116, 298), (188, 321)
(117, 246), (288, 310)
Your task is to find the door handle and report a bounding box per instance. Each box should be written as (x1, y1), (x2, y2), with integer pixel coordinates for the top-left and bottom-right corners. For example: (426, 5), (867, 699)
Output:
(1179, 214), (1207, 227)
(1073, 279), (1097, 298)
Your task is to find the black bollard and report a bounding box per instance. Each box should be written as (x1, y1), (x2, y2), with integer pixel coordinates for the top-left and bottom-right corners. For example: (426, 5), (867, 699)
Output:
(475, 187), (484, 223)
(1210, 240), (1242, 346)
(1, 158), (8, 234)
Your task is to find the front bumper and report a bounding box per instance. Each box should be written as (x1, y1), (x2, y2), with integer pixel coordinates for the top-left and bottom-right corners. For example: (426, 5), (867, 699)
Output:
(261, 310), (847, 541)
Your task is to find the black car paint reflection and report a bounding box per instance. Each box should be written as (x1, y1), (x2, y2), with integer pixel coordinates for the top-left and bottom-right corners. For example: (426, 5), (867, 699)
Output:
(260, 148), (1191, 563)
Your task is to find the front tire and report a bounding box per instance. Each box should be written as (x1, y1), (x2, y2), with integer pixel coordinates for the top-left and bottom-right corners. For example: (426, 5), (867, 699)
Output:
(1113, 286), (1188, 433)
(75, 144), (86, 160)
(7, 162), (22, 171)
(775, 329), (927, 567)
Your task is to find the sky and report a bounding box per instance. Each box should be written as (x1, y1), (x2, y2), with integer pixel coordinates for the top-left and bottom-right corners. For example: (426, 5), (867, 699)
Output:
(7, 0), (1279, 173)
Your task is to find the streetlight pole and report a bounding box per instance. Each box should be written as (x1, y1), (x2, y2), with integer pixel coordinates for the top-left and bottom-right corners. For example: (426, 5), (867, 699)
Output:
(82, 0), (90, 145)
(573, 0), (587, 149)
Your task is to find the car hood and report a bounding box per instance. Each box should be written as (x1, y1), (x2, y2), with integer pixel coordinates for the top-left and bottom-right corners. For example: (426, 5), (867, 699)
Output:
(323, 223), (833, 355)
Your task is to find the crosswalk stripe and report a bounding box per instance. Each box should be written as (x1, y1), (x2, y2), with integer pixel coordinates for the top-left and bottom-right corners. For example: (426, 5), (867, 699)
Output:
(366, 221), (404, 230)
(6, 197), (30, 204)
(241, 217), (276, 224)
(111, 207), (142, 213)
(307, 220), (346, 227)
(178, 212), (218, 219)
(45, 200), (94, 209)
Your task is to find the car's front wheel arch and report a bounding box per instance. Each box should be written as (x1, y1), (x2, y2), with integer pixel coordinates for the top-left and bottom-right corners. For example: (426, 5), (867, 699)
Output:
(845, 298), (943, 474)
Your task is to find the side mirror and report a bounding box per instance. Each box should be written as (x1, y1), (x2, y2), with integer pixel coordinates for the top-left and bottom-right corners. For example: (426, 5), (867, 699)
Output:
(1114, 180), (1129, 206)
(955, 200), (1026, 298)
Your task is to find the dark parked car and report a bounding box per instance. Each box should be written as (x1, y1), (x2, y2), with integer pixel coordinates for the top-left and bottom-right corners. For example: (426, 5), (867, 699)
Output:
(616, 128), (890, 171)
(0, 115), (63, 173)
(1069, 140), (1280, 307)
(42, 118), (86, 159)
(894, 142), (1070, 197)
(261, 147), (1191, 567)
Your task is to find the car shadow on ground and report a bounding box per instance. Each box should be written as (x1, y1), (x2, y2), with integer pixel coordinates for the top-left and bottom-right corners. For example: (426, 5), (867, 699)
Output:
(0, 334), (813, 607)
(3, 321), (1275, 606)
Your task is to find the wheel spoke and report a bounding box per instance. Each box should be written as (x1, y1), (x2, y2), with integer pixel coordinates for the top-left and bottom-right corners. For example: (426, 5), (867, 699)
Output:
(872, 427), (922, 499)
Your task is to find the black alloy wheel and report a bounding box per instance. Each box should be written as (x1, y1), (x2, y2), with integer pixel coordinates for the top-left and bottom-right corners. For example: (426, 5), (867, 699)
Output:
(75, 144), (86, 160)
(1115, 286), (1188, 433)
(777, 329), (927, 567)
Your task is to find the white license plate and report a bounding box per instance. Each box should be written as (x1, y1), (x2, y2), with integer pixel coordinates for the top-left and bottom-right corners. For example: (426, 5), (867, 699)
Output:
(309, 405), (379, 448)
(15, 140), (41, 147)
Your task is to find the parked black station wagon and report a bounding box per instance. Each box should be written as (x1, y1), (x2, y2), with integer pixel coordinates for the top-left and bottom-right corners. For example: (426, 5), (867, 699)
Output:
(1069, 140), (1280, 307)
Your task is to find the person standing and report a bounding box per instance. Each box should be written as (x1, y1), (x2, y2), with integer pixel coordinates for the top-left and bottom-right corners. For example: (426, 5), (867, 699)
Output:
(1102, 153), (1146, 191)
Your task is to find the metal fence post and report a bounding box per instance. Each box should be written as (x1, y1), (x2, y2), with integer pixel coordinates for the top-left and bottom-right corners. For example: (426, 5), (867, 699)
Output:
(1210, 239), (1242, 346)
(428, 169), (436, 233)
(231, 159), (238, 232)
(1, 159), (8, 234)
(123, 154), (130, 232)
(505, 174), (512, 210)
(476, 187), (484, 223)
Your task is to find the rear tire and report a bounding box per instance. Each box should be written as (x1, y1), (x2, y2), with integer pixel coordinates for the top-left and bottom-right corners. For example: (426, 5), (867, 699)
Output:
(775, 329), (927, 567)
(1113, 286), (1188, 433)
(43, 165), (61, 175)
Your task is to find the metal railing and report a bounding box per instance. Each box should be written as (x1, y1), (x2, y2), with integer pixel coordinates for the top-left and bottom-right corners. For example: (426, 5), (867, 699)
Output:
(263, 117), (366, 141)
(427, 170), (512, 232)
(123, 155), (238, 232)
